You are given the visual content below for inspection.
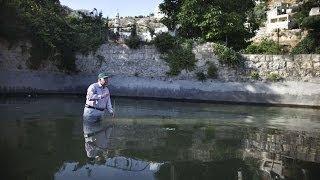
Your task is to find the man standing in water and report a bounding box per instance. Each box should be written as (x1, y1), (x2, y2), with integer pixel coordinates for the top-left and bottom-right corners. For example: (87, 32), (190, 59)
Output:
(83, 73), (115, 122)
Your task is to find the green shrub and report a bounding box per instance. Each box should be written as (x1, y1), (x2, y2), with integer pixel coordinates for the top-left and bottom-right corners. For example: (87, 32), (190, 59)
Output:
(177, 37), (193, 50)
(291, 32), (320, 54)
(147, 26), (155, 38)
(125, 22), (142, 49)
(250, 71), (260, 80)
(244, 39), (282, 54)
(316, 47), (320, 54)
(301, 15), (320, 30)
(196, 72), (207, 81)
(154, 32), (176, 53)
(290, 1), (320, 54)
(164, 46), (196, 76)
(267, 72), (282, 82)
(244, 44), (259, 53)
(291, 0), (319, 28)
(125, 35), (141, 49)
(207, 63), (218, 78)
(213, 44), (243, 67)
(154, 35), (197, 76)
(56, 50), (76, 72)
(26, 41), (50, 69)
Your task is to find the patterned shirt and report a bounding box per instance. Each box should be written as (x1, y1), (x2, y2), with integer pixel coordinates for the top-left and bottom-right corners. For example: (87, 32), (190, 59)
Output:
(85, 82), (114, 113)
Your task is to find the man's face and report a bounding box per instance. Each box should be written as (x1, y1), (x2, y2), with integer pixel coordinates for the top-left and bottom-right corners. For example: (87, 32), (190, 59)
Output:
(99, 77), (109, 86)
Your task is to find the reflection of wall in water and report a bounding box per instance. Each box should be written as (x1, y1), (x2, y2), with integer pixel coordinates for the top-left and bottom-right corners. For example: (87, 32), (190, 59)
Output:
(243, 128), (320, 179)
(108, 124), (244, 162)
(244, 128), (320, 163)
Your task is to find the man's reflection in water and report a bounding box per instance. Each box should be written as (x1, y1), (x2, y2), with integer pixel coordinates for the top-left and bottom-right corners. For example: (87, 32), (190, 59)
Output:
(83, 118), (113, 163)
(82, 118), (163, 173)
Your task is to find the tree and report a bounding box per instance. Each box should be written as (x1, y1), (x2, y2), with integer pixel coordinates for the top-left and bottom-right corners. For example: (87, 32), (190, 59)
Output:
(252, 1), (268, 27)
(301, 15), (320, 31)
(0, 0), (107, 71)
(159, 0), (257, 51)
(159, 0), (182, 30)
(291, 0), (320, 54)
(292, 0), (319, 28)
(292, 16), (320, 54)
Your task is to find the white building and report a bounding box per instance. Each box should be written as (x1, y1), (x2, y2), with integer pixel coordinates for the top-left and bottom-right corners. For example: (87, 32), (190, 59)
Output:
(309, 7), (320, 16)
(107, 4), (171, 42)
(266, 2), (295, 33)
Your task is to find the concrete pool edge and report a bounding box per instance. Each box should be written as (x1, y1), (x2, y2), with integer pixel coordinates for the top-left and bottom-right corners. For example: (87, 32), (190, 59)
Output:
(0, 71), (319, 107)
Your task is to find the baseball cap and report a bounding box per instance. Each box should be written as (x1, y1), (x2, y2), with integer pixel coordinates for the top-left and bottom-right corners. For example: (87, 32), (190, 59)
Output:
(98, 72), (109, 79)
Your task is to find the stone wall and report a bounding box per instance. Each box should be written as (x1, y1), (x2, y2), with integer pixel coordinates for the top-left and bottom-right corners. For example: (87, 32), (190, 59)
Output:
(1, 39), (319, 82)
(75, 42), (320, 82)
(192, 44), (319, 82)
(243, 54), (320, 82)
(0, 38), (59, 72)
(1, 39), (320, 106)
(251, 28), (308, 50)
(0, 40), (30, 71)
(76, 43), (169, 78)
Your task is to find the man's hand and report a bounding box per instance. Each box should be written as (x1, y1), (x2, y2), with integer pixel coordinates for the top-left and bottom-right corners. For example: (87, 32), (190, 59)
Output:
(111, 112), (115, 118)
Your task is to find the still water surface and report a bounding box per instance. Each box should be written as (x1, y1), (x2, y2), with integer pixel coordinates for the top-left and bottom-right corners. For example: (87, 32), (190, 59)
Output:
(0, 96), (320, 180)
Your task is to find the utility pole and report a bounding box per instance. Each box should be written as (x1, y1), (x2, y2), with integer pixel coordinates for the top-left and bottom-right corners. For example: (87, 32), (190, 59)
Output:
(277, 28), (280, 53)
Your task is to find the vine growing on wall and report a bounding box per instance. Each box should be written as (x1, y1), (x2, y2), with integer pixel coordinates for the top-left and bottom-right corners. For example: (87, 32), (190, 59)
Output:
(154, 32), (196, 76)
(213, 44), (244, 68)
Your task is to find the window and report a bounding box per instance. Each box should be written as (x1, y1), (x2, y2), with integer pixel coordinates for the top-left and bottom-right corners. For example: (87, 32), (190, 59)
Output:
(278, 17), (287, 22)
(271, 18), (277, 23)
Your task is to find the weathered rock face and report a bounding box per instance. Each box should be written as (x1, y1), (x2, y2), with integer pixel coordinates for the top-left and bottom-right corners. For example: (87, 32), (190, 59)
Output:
(76, 43), (169, 78)
(0, 38), (59, 72)
(0, 39), (30, 71)
(245, 128), (320, 163)
(1, 39), (319, 82)
(76, 42), (320, 82)
(251, 29), (308, 51)
(242, 54), (320, 82)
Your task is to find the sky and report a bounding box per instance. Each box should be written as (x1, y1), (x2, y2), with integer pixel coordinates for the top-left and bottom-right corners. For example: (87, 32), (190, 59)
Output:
(59, 0), (164, 18)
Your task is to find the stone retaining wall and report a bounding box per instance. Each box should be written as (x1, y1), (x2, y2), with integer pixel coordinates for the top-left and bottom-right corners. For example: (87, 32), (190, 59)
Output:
(1, 39), (319, 82)
(1, 39), (320, 107)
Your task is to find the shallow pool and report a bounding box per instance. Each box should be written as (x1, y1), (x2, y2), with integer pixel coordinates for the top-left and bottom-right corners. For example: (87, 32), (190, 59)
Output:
(0, 96), (320, 180)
